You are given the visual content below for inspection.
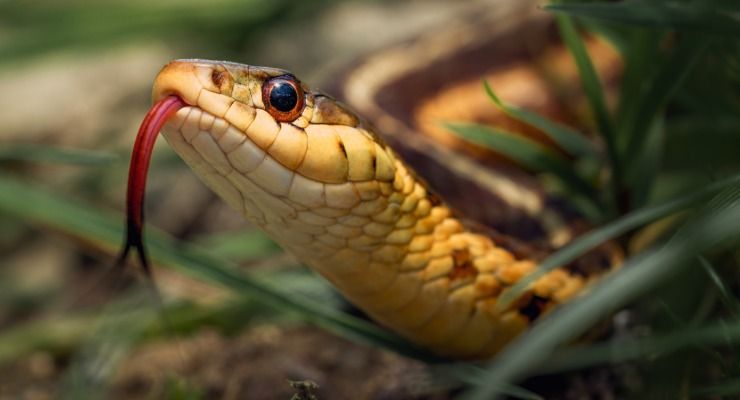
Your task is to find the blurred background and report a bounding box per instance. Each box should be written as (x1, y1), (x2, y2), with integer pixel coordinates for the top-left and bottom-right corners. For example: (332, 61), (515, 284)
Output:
(1, 0), (740, 399)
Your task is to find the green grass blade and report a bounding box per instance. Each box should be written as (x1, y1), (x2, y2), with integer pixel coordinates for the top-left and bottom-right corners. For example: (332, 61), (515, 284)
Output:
(614, 28), (661, 135)
(540, 317), (740, 374)
(0, 173), (435, 362)
(482, 81), (598, 160)
(465, 190), (740, 400)
(698, 256), (740, 316)
(434, 364), (543, 400)
(194, 230), (279, 262)
(555, 15), (621, 211)
(625, 116), (664, 208)
(622, 37), (708, 162)
(545, 1), (740, 36)
(444, 122), (599, 208)
(0, 144), (119, 166)
(497, 172), (740, 311)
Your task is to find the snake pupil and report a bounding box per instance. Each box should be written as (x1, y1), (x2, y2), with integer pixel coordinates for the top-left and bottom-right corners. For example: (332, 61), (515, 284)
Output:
(269, 81), (298, 112)
(263, 75), (305, 122)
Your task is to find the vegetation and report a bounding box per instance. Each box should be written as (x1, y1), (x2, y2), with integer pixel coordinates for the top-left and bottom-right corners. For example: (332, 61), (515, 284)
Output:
(448, 0), (740, 398)
(0, 0), (739, 398)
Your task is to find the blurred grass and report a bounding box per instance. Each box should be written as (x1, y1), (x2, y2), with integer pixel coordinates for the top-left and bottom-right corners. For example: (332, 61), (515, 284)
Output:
(0, 144), (120, 166)
(545, 1), (740, 35)
(444, 122), (601, 217)
(0, 0), (294, 66)
(1, 0), (739, 399)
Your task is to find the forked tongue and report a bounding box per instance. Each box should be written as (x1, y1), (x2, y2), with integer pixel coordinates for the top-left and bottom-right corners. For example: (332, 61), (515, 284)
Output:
(117, 95), (186, 276)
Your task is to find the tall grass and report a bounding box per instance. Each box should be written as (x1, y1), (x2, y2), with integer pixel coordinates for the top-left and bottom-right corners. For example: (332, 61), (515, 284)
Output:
(448, 0), (740, 398)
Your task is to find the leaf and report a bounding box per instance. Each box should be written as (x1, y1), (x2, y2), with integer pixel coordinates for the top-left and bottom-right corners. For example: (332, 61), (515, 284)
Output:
(444, 122), (600, 209)
(482, 81), (598, 160)
(545, 1), (740, 36)
(465, 187), (740, 400)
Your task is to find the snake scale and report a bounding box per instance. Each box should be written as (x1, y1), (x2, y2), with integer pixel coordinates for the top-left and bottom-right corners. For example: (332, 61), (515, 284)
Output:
(123, 54), (616, 359)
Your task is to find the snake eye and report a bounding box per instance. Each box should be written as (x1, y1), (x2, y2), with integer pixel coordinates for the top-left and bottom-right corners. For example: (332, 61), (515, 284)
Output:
(262, 75), (305, 122)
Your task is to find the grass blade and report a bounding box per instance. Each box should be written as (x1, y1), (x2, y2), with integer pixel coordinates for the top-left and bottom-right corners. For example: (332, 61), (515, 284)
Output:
(545, 1), (740, 36)
(622, 37), (708, 163)
(482, 81), (598, 160)
(555, 15), (621, 211)
(194, 230), (279, 262)
(540, 316), (740, 374)
(625, 116), (664, 208)
(445, 122), (599, 208)
(497, 172), (740, 311)
(0, 144), (119, 166)
(698, 256), (740, 316)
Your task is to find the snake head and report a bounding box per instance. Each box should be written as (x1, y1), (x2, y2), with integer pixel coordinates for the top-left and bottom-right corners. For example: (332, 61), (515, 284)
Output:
(144, 60), (401, 254)
(152, 59), (397, 183)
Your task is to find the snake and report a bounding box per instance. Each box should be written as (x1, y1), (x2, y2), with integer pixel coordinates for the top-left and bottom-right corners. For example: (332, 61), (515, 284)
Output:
(122, 5), (621, 360)
(122, 2), (621, 360)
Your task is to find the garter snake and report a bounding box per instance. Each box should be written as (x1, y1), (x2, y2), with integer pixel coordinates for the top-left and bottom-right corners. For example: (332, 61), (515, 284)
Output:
(123, 2), (622, 359)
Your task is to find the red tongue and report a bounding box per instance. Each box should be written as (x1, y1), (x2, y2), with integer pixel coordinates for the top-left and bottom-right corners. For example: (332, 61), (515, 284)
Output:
(118, 95), (186, 275)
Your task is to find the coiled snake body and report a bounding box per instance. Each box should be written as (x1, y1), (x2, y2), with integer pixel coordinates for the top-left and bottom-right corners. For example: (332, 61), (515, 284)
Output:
(126, 54), (616, 359)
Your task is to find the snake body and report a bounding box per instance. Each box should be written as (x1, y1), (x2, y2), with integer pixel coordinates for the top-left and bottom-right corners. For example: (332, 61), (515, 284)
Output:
(146, 59), (613, 359)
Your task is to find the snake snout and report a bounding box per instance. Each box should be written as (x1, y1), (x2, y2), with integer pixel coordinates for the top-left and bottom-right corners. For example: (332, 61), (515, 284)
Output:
(152, 60), (236, 107)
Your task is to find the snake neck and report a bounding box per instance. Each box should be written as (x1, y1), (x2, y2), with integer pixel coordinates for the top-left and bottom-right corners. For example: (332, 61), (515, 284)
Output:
(160, 104), (590, 358)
